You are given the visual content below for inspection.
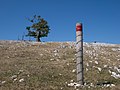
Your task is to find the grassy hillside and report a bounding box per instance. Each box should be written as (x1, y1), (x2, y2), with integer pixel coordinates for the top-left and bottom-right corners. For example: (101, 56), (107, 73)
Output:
(0, 41), (120, 90)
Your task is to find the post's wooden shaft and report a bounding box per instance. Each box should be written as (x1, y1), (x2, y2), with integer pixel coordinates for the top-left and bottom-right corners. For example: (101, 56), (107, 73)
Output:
(76, 23), (84, 85)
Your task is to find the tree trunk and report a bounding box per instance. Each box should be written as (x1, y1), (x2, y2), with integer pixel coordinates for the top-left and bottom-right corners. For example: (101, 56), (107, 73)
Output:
(36, 31), (41, 42)
(36, 37), (41, 42)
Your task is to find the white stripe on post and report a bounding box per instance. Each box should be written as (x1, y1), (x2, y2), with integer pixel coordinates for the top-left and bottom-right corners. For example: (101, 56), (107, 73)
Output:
(76, 23), (84, 85)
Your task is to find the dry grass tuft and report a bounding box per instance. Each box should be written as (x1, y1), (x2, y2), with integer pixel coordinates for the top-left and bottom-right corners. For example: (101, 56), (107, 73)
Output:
(0, 41), (120, 90)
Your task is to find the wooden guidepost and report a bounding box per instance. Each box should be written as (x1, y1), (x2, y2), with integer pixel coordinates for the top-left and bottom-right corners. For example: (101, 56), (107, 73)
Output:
(76, 23), (84, 85)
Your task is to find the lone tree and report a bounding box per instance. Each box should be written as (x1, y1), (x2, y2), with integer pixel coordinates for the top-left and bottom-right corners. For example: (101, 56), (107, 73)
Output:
(26, 15), (50, 42)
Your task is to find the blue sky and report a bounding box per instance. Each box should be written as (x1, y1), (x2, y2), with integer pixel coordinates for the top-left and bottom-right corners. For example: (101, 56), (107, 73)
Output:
(0, 0), (120, 43)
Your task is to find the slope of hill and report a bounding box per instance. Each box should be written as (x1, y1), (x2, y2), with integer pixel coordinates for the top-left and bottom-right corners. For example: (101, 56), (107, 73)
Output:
(0, 41), (120, 90)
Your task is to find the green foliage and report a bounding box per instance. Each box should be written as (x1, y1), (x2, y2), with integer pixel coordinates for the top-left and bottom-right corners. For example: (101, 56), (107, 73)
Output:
(26, 15), (50, 41)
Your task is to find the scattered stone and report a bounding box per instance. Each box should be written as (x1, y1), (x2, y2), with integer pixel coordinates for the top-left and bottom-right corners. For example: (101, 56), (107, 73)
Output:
(11, 75), (17, 79)
(54, 53), (59, 56)
(72, 69), (76, 73)
(0, 41), (120, 89)
(7, 56), (10, 59)
(95, 61), (98, 64)
(89, 61), (92, 63)
(70, 80), (74, 83)
(65, 82), (68, 84)
(59, 73), (62, 76)
(108, 70), (112, 73)
(53, 50), (59, 53)
(67, 82), (81, 88)
(1, 81), (6, 84)
(117, 59), (120, 61)
(96, 81), (115, 87)
(60, 87), (63, 90)
(67, 63), (70, 66)
(97, 67), (102, 72)
(114, 66), (120, 73)
(50, 58), (54, 61)
(60, 45), (67, 49)
(111, 84), (115, 87)
(86, 68), (88, 71)
(86, 63), (89, 67)
(13, 78), (17, 82)
(56, 59), (60, 61)
(104, 65), (108, 68)
(40, 54), (43, 56)
(27, 74), (30, 77)
(109, 66), (112, 69)
(111, 72), (120, 79)
(19, 78), (24, 82)
(90, 83), (94, 87)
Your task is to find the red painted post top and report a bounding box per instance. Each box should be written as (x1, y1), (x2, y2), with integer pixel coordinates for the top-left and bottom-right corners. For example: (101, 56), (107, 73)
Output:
(76, 23), (82, 31)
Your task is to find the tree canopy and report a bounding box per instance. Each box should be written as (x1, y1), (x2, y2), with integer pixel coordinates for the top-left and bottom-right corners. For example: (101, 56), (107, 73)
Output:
(26, 15), (50, 42)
